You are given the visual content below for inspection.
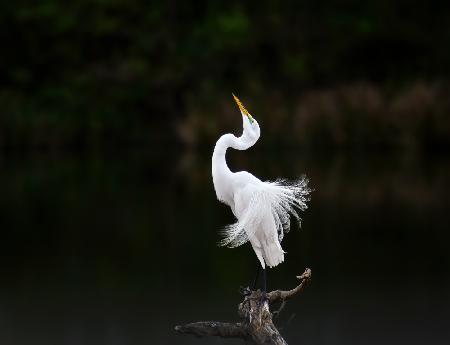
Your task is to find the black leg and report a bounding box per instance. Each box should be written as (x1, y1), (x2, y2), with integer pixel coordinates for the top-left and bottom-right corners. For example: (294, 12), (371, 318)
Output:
(252, 263), (261, 290)
(262, 268), (267, 294)
(260, 268), (268, 304)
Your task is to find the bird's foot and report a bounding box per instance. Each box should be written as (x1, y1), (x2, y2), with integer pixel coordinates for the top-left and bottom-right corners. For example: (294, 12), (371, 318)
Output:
(259, 291), (269, 305)
(239, 286), (252, 296)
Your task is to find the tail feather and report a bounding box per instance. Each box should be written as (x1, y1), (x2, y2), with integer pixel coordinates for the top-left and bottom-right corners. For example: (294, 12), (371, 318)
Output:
(262, 239), (285, 268)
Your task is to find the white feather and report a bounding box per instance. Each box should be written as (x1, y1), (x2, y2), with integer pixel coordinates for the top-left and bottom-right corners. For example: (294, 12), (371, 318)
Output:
(218, 176), (310, 248)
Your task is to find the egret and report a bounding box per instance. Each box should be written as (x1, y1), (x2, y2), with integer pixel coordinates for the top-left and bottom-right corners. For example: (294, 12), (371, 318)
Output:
(212, 94), (310, 295)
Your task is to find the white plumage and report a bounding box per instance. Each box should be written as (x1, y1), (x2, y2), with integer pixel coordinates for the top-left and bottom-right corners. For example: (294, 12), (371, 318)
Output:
(212, 95), (310, 269)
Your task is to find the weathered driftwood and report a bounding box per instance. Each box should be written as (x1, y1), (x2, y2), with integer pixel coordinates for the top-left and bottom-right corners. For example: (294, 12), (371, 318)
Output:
(175, 268), (311, 345)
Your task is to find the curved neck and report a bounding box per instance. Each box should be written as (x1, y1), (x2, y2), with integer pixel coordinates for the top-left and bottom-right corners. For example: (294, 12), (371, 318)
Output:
(212, 133), (255, 203)
(212, 133), (254, 174)
(212, 134), (234, 178)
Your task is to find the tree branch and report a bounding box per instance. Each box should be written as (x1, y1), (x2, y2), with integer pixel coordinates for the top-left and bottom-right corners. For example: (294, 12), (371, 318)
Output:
(267, 268), (311, 304)
(175, 268), (312, 344)
(175, 321), (246, 339)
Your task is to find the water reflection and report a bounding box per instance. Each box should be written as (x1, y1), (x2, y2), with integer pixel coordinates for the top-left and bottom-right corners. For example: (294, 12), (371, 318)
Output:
(0, 149), (449, 344)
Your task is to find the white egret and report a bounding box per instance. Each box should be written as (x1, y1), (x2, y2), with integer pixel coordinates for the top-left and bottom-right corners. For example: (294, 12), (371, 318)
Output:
(212, 94), (310, 293)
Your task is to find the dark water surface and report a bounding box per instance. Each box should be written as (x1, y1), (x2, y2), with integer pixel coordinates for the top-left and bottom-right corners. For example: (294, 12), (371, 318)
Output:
(0, 148), (449, 345)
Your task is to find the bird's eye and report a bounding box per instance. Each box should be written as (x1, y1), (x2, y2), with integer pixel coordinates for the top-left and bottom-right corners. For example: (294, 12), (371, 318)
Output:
(247, 114), (255, 124)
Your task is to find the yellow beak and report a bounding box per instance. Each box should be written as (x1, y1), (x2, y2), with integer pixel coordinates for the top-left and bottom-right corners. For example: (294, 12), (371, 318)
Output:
(232, 93), (254, 123)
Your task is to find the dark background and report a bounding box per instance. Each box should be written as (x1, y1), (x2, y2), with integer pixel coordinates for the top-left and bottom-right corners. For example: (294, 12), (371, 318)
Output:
(0, 1), (449, 344)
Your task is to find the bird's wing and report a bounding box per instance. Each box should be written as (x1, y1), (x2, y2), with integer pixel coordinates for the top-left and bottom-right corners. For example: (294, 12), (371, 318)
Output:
(217, 183), (259, 248)
(218, 176), (310, 248)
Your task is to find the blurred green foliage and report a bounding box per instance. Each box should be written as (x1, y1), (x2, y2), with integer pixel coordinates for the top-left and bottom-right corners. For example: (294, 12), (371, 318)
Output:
(1, 0), (450, 149)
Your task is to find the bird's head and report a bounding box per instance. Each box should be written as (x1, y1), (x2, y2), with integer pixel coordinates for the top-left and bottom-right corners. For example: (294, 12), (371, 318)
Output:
(232, 94), (260, 144)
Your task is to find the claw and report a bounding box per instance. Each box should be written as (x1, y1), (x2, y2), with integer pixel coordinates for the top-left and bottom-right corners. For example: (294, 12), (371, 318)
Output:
(259, 291), (269, 305)
(239, 286), (252, 296)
